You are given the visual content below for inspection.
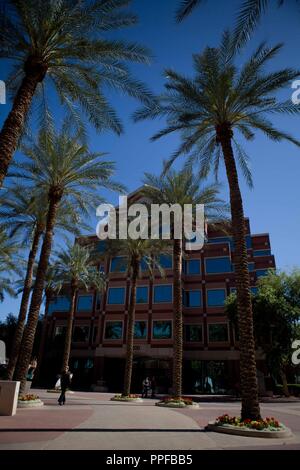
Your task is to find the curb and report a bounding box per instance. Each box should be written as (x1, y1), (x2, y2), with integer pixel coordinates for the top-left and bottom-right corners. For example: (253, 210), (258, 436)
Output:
(18, 399), (44, 408)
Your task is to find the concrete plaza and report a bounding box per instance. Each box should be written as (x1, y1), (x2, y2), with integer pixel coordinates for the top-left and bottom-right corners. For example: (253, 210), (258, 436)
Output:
(0, 390), (300, 450)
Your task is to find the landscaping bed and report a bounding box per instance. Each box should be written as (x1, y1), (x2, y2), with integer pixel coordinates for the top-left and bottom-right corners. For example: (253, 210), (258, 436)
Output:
(110, 394), (143, 402)
(18, 394), (44, 408)
(206, 414), (292, 438)
(155, 396), (200, 408)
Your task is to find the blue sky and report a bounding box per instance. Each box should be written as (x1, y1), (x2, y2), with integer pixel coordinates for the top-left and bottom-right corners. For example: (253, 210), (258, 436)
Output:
(1, 0), (300, 320)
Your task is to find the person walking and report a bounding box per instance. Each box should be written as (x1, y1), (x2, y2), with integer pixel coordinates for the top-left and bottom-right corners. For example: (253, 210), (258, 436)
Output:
(142, 377), (150, 398)
(58, 366), (72, 406)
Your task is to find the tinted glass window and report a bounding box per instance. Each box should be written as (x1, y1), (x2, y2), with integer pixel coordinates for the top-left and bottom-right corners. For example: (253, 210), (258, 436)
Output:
(153, 321), (172, 339)
(77, 295), (93, 312)
(208, 324), (228, 342)
(205, 257), (232, 273)
(107, 287), (125, 304)
(105, 321), (123, 339)
(73, 326), (89, 342)
(110, 257), (127, 273)
(136, 286), (148, 304)
(159, 254), (172, 269)
(253, 250), (271, 257)
(48, 296), (70, 313)
(153, 285), (172, 303)
(184, 290), (202, 307)
(185, 325), (203, 342)
(207, 289), (226, 307)
(134, 321), (147, 339)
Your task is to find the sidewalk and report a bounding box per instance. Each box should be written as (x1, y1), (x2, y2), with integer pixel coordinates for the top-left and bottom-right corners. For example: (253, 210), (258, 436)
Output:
(0, 390), (299, 450)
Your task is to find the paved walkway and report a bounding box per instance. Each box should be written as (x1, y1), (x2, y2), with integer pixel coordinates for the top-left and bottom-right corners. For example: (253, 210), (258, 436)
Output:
(1, 390), (300, 450)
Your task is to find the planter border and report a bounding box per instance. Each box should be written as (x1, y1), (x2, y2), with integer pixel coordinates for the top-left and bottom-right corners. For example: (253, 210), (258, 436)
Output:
(155, 401), (200, 409)
(110, 396), (143, 403)
(17, 399), (44, 408)
(206, 421), (292, 438)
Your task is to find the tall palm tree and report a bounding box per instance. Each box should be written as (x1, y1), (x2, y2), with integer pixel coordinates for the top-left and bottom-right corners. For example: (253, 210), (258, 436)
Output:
(0, 227), (20, 301)
(106, 238), (167, 397)
(0, 184), (90, 380)
(53, 243), (106, 373)
(143, 169), (227, 399)
(134, 35), (300, 419)
(0, 0), (154, 187)
(13, 125), (124, 394)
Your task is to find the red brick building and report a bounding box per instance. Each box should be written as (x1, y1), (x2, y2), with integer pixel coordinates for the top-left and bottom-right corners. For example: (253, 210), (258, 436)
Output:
(38, 193), (275, 394)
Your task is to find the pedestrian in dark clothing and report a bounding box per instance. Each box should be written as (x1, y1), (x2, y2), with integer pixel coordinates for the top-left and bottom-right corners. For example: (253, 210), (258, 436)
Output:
(141, 377), (150, 398)
(151, 376), (156, 398)
(58, 367), (72, 405)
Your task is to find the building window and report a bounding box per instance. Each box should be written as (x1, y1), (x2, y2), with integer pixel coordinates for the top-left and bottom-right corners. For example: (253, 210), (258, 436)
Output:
(256, 269), (269, 278)
(158, 254), (173, 269)
(153, 285), (172, 303)
(207, 289), (226, 307)
(248, 263), (255, 272)
(77, 295), (93, 312)
(205, 257), (232, 274)
(184, 259), (201, 275)
(73, 325), (89, 342)
(253, 249), (271, 257)
(208, 324), (228, 342)
(185, 325), (203, 342)
(136, 286), (148, 304)
(96, 240), (106, 253)
(110, 256), (127, 273)
(54, 326), (66, 338)
(48, 296), (70, 314)
(152, 320), (172, 339)
(140, 257), (148, 271)
(107, 287), (125, 304)
(183, 290), (202, 307)
(104, 321), (123, 340)
(230, 286), (258, 296)
(134, 321), (147, 339)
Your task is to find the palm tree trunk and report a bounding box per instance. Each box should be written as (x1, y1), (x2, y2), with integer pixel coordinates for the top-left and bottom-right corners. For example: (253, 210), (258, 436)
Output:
(123, 258), (139, 397)
(33, 290), (51, 384)
(172, 238), (183, 398)
(6, 228), (42, 380)
(0, 74), (39, 187)
(61, 286), (77, 373)
(280, 368), (290, 397)
(15, 192), (62, 395)
(217, 122), (261, 421)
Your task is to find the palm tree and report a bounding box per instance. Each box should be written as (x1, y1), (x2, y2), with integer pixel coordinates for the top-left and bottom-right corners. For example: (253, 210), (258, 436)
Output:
(0, 0), (154, 187)
(53, 243), (106, 373)
(106, 238), (167, 397)
(0, 184), (90, 380)
(143, 168), (227, 399)
(13, 125), (124, 394)
(134, 35), (300, 419)
(176, 1), (300, 50)
(0, 227), (20, 302)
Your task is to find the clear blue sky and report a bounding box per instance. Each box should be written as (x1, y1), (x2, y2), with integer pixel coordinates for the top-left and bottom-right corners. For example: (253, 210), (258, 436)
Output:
(1, 0), (300, 320)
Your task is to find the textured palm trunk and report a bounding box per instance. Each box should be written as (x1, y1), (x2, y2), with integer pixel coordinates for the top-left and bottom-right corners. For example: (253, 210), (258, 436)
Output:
(0, 74), (39, 187)
(172, 238), (183, 398)
(33, 291), (51, 384)
(217, 123), (261, 420)
(15, 191), (62, 395)
(61, 286), (77, 373)
(6, 228), (42, 380)
(123, 258), (139, 397)
(280, 368), (290, 397)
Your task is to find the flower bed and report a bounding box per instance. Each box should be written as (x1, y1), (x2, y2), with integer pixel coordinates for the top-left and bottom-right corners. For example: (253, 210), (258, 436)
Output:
(110, 394), (143, 402)
(206, 414), (291, 438)
(18, 394), (44, 408)
(156, 396), (199, 408)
